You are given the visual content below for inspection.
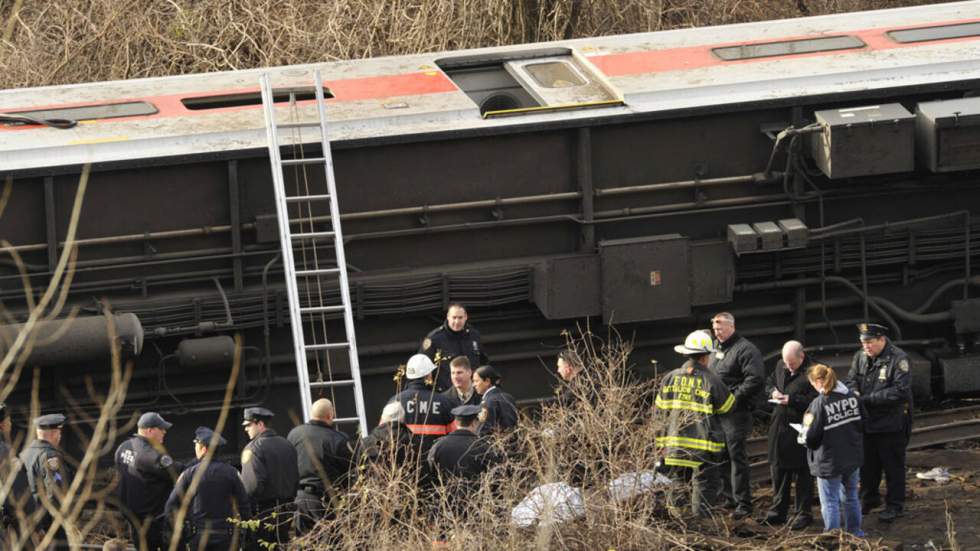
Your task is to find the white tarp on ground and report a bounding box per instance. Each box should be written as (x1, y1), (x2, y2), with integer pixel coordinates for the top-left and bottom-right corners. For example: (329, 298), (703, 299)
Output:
(511, 482), (586, 528)
(607, 470), (672, 502)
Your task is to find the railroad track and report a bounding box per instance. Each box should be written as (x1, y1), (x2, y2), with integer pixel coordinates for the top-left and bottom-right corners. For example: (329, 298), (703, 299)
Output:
(748, 405), (980, 482)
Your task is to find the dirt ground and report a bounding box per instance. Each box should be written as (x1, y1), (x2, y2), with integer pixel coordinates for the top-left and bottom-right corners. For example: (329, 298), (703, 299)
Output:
(747, 447), (980, 550)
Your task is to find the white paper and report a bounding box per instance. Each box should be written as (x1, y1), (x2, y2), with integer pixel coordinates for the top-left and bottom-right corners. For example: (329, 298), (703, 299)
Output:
(768, 399), (782, 404)
(789, 423), (806, 434)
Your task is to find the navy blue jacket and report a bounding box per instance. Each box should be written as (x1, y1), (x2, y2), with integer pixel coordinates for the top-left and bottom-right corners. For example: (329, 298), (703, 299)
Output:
(804, 382), (865, 478)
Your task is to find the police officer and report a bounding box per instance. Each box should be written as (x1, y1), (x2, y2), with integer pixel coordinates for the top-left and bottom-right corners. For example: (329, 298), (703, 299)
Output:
(654, 330), (735, 517)
(287, 398), (354, 535)
(846, 323), (912, 522)
(764, 341), (817, 529)
(390, 354), (455, 457)
(708, 312), (764, 519)
(420, 303), (488, 392)
(427, 405), (497, 479)
(440, 356), (480, 408)
(241, 407), (299, 548)
(115, 412), (182, 551)
(0, 403), (34, 549)
(20, 413), (72, 549)
(165, 427), (250, 551)
(472, 365), (518, 437)
(355, 402), (413, 467)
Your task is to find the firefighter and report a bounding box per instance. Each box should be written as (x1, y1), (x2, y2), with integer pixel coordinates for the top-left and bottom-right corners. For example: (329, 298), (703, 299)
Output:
(390, 354), (455, 457)
(287, 398), (354, 535)
(472, 365), (518, 437)
(20, 413), (72, 549)
(165, 427), (250, 551)
(240, 407), (298, 549)
(845, 323), (912, 522)
(114, 412), (182, 551)
(440, 356), (480, 408)
(708, 311), (764, 519)
(654, 330), (734, 517)
(763, 341), (817, 529)
(420, 303), (488, 392)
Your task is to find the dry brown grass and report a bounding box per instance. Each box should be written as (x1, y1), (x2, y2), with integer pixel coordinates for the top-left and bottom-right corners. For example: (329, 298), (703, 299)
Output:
(0, 0), (951, 89)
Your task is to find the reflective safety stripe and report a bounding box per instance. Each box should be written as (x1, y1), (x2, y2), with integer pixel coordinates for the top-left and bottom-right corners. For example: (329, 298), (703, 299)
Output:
(715, 394), (735, 415)
(655, 397), (713, 414)
(664, 457), (702, 468)
(655, 435), (725, 452)
(405, 423), (450, 435)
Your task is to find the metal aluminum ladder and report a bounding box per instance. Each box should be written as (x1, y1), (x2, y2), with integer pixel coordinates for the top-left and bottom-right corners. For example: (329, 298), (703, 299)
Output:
(259, 70), (368, 436)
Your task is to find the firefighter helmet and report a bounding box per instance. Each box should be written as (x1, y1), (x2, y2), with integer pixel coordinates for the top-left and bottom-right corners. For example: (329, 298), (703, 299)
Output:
(673, 330), (716, 355)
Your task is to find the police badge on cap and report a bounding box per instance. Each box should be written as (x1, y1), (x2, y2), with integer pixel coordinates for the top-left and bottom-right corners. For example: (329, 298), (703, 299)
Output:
(858, 323), (888, 340)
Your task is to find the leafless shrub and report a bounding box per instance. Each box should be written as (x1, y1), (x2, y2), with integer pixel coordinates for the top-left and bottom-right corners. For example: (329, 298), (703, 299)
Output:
(0, 0), (950, 89)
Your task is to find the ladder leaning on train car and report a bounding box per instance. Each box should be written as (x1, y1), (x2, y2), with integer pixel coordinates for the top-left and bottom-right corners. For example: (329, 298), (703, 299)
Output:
(259, 70), (369, 436)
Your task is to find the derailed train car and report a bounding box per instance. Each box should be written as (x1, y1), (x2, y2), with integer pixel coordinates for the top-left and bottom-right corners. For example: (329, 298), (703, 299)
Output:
(1, 2), (980, 451)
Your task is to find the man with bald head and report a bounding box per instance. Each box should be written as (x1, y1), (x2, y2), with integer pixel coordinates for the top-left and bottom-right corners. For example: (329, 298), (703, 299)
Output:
(764, 340), (817, 529)
(287, 398), (354, 534)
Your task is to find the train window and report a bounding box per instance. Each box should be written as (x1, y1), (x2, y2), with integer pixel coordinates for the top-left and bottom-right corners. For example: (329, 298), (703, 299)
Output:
(524, 62), (587, 88)
(887, 22), (980, 43)
(181, 87), (333, 110)
(4, 101), (157, 124)
(712, 35), (865, 61)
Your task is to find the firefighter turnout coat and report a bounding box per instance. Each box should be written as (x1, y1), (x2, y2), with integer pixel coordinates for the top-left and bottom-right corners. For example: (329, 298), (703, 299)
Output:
(655, 360), (735, 468)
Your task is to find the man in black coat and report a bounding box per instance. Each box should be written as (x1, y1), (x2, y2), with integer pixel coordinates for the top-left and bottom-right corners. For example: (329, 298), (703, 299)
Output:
(287, 398), (354, 535)
(356, 402), (414, 467)
(0, 403), (34, 550)
(20, 413), (72, 550)
(846, 323), (912, 522)
(114, 412), (182, 551)
(763, 341), (817, 529)
(165, 427), (249, 551)
(427, 405), (498, 479)
(420, 303), (489, 392)
(708, 312), (765, 519)
(241, 407), (299, 549)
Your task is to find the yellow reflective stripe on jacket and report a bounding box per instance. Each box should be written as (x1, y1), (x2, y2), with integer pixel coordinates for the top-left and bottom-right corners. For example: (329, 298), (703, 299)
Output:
(664, 457), (702, 468)
(654, 397), (713, 414)
(715, 393), (735, 415)
(656, 435), (725, 452)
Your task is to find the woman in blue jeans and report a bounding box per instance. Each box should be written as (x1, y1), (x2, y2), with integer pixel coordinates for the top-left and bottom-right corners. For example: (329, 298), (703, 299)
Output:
(802, 364), (865, 536)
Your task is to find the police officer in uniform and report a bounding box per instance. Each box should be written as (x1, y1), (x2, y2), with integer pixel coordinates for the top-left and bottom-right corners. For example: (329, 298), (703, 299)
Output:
(708, 312), (765, 519)
(427, 405), (497, 479)
(241, 407), (299, 548)
(115, 412), (182, 551)
(390, 354), (455, 458)
(472, 365), (518, 437)
(0, 403), (34, 549)
(764, 341), (817, 529)
(165, 427), (249, 551)
(20, 413), (72, 549)
(286, 398), (354, 535)
(420, 303), (489, 392)
(846, 323), (912, 522)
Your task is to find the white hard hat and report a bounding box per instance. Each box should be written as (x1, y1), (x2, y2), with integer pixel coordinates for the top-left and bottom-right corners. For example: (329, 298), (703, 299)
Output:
(405, 354), (436, 380)
(674, 330), (716, 355)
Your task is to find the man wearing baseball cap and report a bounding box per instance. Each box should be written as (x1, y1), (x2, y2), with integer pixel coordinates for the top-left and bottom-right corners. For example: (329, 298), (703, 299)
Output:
(20, 413), (71, 549)
(654, 330), (735, 517)
(389, 354), (455, 457)
(114, 412), (181, 551)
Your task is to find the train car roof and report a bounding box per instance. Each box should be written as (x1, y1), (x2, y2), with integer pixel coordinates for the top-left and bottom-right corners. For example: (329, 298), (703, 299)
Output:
(1, 1), (980, 173)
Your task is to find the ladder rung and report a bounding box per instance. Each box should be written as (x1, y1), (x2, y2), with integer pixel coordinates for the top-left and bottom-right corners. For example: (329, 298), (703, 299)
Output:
(305, 342), (349, 351)
(278, 122), (321, 130)
(311, 379), (356, 389)
(333, 417), (361, 424)
(282, 157), (326, 166)
(295, 267), (341, 277)
(286, 194), (331, 203)
(300, 305), (345, 314)
(291, 231), (335, 240)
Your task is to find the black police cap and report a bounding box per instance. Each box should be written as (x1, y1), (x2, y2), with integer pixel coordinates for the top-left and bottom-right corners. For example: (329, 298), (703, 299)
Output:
(242, 406), (275, 425)
(35, 413), (66, 429)
(138, 412), (173, 430)
(858, 323), (889, 340)
(450, 404), (482, 420)
(194, 426), (227, 447)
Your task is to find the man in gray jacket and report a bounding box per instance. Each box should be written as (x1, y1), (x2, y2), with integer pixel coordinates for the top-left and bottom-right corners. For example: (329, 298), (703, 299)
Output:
(708, 312), (765, 519)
